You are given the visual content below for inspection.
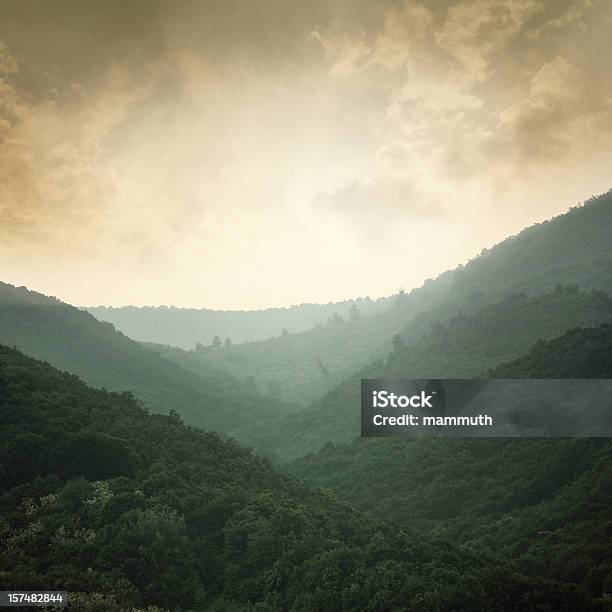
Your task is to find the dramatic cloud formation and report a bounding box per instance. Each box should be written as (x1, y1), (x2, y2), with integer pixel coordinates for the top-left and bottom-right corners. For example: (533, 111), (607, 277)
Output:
(0, 0), (610, 308)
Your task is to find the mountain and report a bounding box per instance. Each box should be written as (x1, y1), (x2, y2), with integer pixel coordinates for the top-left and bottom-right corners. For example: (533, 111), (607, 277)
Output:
(147, 301), (420, 407)
(1, 192), (610, 610)
(0, 281), (293, 434)
(237, 286), (612, 459)
(287, 325), (612, 600)
(434, 190), (612, 306)
(489, 324), (612, 378)
(0, 344), (588, 611)
(146, 190), (612, 409)
(385, 285), (612, 378)
(87, 296), (395, 349)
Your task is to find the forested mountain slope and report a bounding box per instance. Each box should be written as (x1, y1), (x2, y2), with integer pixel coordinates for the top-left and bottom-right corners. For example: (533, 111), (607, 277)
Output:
(288, 324), (612, 600)
(149, 191), (612, 409)
(87, 296), (394, 349)
(0, 345), (587, 611)
(434, 190), (612, 307)
(489, 324), (612, 378)
(238, 287), (612, 459)
(385, 285), (612, 378)
(149, 301), (419, 407)
(0, 282), (292, 433)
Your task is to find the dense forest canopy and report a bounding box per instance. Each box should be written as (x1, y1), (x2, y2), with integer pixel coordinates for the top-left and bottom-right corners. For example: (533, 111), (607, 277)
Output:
(1, 0), (611, 601)
(288, 324), (612, 600)
(1, 345), (589, 611)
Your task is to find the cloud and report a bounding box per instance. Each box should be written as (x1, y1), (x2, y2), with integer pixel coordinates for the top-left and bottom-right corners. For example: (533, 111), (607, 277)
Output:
(313, 177), (443, 240)
(0, 49), (156, 258)
(486, 55), (610, 162)
(0, 1), (611, 307)
(313, 2), (434, 75)
(315, 0), (611, 186)
(434, 0), (542, 82)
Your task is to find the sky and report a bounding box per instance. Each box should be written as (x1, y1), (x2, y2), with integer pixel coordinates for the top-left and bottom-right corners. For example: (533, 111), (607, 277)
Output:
(0, 0), (611, 309)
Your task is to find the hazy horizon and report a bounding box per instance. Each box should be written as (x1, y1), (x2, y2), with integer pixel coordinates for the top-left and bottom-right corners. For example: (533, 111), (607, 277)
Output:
(9, 194), (605, 311)
(1, 1), (611, 309)
(49, 196), (612, 310)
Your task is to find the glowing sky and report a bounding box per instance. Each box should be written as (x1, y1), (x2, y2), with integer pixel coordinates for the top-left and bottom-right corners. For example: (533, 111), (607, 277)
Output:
(1, 0), (611, 308)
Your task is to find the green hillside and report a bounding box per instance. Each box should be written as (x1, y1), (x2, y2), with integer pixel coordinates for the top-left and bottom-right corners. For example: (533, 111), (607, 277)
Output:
(149, 191), (612, 409)
(288, 325), (612, 600)
(238, 287), (612, 459)
(385, 285), (612, 378)
(0, 282), (292, 433)
(149, 302), (419, 407)
(489, 324), (612, 378)
(425, 190), (612, 313)
(0, 345), (584, 611)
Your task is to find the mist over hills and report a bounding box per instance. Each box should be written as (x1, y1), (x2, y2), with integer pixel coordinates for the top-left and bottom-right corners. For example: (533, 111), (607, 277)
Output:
(1, 0), (611, 606)
(233, 285), (612, 459)
(144, 191), (612, 411)
(267, 192), (612, 602)
(1, 191), (610, 440)
(0, 282), (295, 434)
(1, 191), (610, 445)
(0, 189), (611, 609)
(228, 192), (612, 458)
(148, 300), (419, 407)
(87, 296), (394, 349)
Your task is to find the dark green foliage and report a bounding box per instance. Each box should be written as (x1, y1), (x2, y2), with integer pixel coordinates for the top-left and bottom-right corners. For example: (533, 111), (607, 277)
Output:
(490, 324), (612, 378)
(0, 345), (582, 610)
(288, 325), (612, 601)
(52, 432), (136, 481)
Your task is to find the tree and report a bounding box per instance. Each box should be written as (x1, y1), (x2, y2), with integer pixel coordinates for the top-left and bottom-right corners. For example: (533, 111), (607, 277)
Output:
(394, 288), (407, 306)
(281, 327), (289, 337)
(224, 338), (232, 348)
(388, 334), (407, 366)
(212, 335), (222, 349)
(327, 312), (345, 326)
(101, 507), (201, 608)
(54, 432), (135, 481)
(349, 304), (361, 321)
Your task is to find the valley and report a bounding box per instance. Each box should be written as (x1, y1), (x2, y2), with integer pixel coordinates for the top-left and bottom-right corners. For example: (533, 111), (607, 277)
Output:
(1, 190), (611, 609)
